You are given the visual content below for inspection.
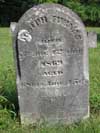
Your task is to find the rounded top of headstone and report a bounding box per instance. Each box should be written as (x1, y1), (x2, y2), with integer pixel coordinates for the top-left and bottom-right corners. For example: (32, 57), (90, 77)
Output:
(18, 3), (85, 29)
(16, 4), (87, 44)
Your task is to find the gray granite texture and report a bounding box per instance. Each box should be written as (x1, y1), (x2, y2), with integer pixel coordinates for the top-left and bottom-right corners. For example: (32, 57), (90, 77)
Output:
(11, 3), (97, 125)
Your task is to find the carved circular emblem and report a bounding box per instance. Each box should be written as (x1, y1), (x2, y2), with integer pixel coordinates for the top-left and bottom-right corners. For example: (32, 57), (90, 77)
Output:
(18, 29), (32, 42)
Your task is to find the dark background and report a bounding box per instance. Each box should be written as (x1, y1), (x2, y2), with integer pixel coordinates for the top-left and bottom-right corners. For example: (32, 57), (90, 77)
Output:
(0, 0), (100, 26)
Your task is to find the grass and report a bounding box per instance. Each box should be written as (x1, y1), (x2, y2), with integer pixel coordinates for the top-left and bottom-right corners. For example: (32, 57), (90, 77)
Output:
(0, 28), (18, 112)
(0, 111), (100, 133)
(0, 27), (100, 132)
(87, 28), (100, 113)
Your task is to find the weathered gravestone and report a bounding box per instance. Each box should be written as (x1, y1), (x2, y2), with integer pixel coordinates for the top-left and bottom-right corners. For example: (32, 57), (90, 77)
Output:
(11, 4), (97, 124)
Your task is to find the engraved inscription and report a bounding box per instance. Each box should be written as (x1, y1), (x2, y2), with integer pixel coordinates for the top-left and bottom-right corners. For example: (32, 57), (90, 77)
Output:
(18, 47), (83, 61)
(51, 16), (82, 40)
(27, 15), (82, 40)
(28, 16), (48, 28)
(43, 70), (63, 76)
(40, 60), (63, 67)
(41, 37), (62, 43)
(21, 78), (87, 88)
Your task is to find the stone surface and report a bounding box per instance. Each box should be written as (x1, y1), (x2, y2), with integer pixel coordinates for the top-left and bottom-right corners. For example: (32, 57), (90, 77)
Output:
(10, 22), (17, 33)
(12, 3), (95, 125)
(88, 32), (97, 48)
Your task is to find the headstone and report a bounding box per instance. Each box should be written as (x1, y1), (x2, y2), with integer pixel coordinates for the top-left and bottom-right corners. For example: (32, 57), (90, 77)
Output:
(11, 4), (97, 125)
(10, 22), (17, 33)
(88, 32), (97, 48)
